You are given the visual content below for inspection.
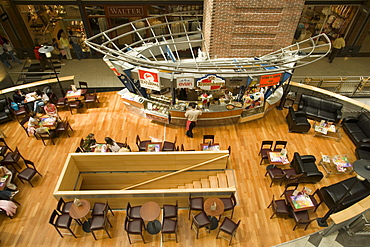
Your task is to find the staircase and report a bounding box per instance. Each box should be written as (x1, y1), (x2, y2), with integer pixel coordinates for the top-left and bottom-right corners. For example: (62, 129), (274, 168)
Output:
(173, 169), (236, 189)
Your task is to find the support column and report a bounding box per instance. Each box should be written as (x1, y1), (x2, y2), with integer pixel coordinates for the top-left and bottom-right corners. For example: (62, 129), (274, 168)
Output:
(203, 0), (305, 58)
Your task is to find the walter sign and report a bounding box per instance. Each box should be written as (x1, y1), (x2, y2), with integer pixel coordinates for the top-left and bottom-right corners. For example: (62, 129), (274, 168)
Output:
(138, 69), (160, 91)
(197, 74), (225, 90)
(177, 77), (194, 89)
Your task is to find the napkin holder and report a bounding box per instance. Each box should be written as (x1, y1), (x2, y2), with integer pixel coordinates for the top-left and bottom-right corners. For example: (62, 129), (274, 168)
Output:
(210, 202), (217, 211)
(74, 198), (82, 207)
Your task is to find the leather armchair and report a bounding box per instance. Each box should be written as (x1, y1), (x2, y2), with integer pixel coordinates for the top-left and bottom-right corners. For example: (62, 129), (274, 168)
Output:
(355, 142), (370, 160)
(0, 98), (13, 124)
(289, 152), (323, 183)
(342, 113), (370, 145)
(286, 107), (311, 133)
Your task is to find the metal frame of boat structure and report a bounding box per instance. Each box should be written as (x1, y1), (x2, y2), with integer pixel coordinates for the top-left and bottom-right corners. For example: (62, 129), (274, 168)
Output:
(85, 11), (331, 77)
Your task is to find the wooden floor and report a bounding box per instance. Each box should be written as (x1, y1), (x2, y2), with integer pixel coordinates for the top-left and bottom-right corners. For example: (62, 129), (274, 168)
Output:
(0, 92), (357, 247)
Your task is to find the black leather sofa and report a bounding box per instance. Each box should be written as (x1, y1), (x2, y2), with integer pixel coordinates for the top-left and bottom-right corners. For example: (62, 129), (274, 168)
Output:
(342, 113), (370, 146)
(290, 152), (324, 183)
(0, 98), (13, 124)
(298, 94), (343, 123)
(319, 177), (370, 212)
(286, 107), (311, 133)
(356, 142), (370, 160)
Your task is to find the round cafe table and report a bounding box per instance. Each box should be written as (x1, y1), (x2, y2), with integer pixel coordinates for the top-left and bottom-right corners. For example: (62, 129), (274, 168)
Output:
(140, 201), (161, 234)
(204, 198), (224, 230)
(69, 199), (91, 233)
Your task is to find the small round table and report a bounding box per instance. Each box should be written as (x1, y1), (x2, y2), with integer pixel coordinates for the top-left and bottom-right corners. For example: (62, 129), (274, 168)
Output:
(204, 198), (224, 230)
(140, 201), (161, 234)
(69, 199), (91, 233)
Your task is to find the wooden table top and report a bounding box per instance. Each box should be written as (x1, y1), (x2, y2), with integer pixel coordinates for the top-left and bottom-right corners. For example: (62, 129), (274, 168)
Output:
(69, 199), (91, 219)
(204, 198), (224, 217)
(140, 201), (161, 221)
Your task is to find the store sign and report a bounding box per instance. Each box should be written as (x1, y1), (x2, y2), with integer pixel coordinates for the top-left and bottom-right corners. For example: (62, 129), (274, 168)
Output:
(259, 73), (282, 87)
(177, 77), (194, 88)
(228, 77), (245, 87)
(145, 112), (169, 124)
(138, 69), (160, 91)
(106, 6), (145, 17)
(197, 74), (225, 90)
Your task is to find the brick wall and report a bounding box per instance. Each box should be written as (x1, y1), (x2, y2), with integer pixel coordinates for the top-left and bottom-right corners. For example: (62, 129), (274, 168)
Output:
(203, 0), (305, 58)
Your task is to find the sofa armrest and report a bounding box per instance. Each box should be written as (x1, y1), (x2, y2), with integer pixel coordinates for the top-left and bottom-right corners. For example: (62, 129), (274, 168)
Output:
(342, 117), (358, 123)
(336, 111), (342, 123)
(357, 142), (370, 149)
(300, 155), (316, 163)
(359, 138), (370, 144)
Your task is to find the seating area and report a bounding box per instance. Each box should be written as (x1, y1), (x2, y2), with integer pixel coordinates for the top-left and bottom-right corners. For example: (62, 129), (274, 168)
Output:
(0, 90), (368, 246)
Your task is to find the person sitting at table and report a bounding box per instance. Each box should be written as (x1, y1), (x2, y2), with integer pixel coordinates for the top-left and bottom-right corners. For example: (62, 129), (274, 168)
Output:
(0, 190), (19, 200)
(27, 111), (40, 135)
(104, 137), (120, 152)
(13, 89), (25, 104)
(82, 133), (96, 152)
(43, 101), (58, 118)
(33, 89), (49, 113)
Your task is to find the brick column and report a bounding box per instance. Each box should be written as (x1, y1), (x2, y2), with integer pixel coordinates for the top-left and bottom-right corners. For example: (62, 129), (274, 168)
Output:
(203, 0), (305, 58)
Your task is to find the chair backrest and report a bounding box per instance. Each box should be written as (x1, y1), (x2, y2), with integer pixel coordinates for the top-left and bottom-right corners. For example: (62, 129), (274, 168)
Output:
(49, 209), (59, 225)
(287, 173), (303, 181)
(24, 159), (36, 170)
(11, 147), (20, 160)
(273, 141), (287, 151)
(0, 138), (8, 148)
(136, 135), (141, 146)
(126, 202), (132, 215)
(260, 140), (274, 150)
(79, 81), (88, 88)
(20, 115), (30, 127)
(124, 216), (130, 232)
(203, 135), (214, 144)
(56, 198), (66, 213)
(230, 192), (237, 206)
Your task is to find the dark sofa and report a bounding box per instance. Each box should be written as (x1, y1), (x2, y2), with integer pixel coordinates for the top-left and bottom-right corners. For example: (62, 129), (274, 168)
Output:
(342, 113), (370, 146)
(356, 142), (370, 160)
(319, 177), (370, 212)
(0, 98), (13, 124)
(298, 94), (343, 123)
(290, 152), (324, 183)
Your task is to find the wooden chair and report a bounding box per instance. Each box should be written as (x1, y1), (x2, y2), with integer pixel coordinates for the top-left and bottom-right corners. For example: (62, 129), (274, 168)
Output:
(0, 137), (13, 157)
(309, 189), (325, 212)
(85, 89), (100, 108)
(219, 192), (237, 220)
(267, 195), (289, 219)
(162, 137), (177, 151)
(56, 97), (68, 111)
(17, 159), (42, 187)
(280, 182), (299, 197)
(259, 140), (273, 165)
(7, 97), (28, 120)
(273, 141), (287, 152)
(163, 200), (178, 219)
(78, 81), (89, 95)
(291, 210), (314, 230)
(19, 115), (30, 137)
(92, 200), (114, 217)
(162, 218), (178, 243)
(90, 210), (112, 240)
(124, 216), (146, 244)
(265, 167), (286, 187)
(56, 198), (73, 214)
(135, 135), (150, 152)
(203, 135), (215, 144)
(49, 209), (77, 238)
(283, 169), (303, 183)
(55, 117), (73, 137)
(126, 202), (141, 219)
(188, 194), (204, 219)
(34, 130), (58, 146)
(1, 147), (24, 170)
(216, 217), (241, 246)
(68, 100), (83, 114)
(191, 211), (211, 239)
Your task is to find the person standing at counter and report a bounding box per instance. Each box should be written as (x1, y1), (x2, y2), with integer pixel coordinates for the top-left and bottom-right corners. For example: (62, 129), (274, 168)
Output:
(185, 104), (202, 138)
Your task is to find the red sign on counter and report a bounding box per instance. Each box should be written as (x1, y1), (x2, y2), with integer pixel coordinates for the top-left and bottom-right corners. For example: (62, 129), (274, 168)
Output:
(259, 73), (282, 87)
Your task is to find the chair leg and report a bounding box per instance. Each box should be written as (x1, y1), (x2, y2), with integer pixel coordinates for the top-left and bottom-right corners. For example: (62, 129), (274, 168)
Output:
(54, 227), (64, 238)
(230, 208), (234, 219)
(27, 180), (34, 187)
(141, 233), (146, 244)
(216, 228), (221, 239)
(105, 228), (111, 238)
(188, 209), (191, 219)
(91, 230), (97, 240)
(127, 233), (132, 244)
(18, 177), (25, 184)
(41, 139), (46, 146)
(270, 212), (276, 219)
(161, 233), (164, 242)
(68, 227), (77, 238)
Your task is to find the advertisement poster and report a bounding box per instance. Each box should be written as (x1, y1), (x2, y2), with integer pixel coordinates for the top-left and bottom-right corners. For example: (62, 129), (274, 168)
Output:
(138, 69), (160, 91)
(259, 73), (282, 87)
(177, 77), (194, 88)
(197, 74), (225, 90)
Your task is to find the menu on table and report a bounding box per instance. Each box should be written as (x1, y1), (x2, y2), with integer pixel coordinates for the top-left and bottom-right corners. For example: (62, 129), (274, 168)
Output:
(269, 152), (289, 164)
(332, 155), (352, 172)
(290, 194), (314, 209)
